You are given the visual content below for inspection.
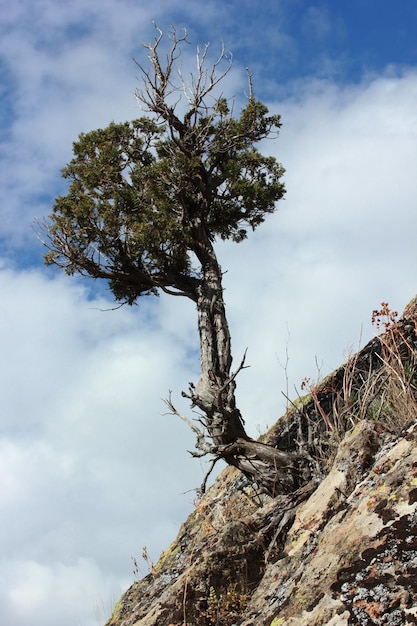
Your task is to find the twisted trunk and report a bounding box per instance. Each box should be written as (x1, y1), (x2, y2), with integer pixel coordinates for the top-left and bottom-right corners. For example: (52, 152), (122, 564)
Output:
(188, 224), (306, 496)
(193, 249), (248, 445)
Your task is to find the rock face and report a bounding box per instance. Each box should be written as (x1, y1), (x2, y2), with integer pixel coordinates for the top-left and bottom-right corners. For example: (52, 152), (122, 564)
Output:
(247, 421), (417, 626)
(105, 300), (417, 626)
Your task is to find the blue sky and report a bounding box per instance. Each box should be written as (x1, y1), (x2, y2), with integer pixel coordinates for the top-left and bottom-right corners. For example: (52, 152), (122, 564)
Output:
(0, 1), (416, 625)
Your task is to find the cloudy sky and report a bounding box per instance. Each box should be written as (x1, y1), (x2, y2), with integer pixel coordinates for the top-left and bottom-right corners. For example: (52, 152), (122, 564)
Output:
(1, 1), (416, 624)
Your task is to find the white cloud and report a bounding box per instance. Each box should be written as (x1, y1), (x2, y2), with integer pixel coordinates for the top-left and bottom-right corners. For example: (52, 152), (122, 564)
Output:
(0, 265), (199, 625)
(0, 557), (119, 626)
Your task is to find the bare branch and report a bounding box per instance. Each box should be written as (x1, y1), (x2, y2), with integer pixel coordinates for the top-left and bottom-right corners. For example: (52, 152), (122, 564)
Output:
(134, 25), (232, 140)
(164, 392), (213, 454)
(133, 23), (190, 136)
(184, 41), (232, 125)
(246, 67), (254, 100)
(218, 348), (250, 395)
(89, 303), (127, 312)
(200, 456), (223, 494)
(159, 285), (193, 299)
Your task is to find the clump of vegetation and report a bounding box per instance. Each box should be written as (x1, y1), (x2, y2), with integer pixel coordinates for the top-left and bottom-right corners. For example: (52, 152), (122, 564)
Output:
(295, 300), (417, 469)
(202, 583), (250, 626)
(367, 302), (417, 428)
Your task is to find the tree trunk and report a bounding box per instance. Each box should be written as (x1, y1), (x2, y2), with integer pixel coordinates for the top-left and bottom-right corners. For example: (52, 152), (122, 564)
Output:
(189, 229), (307, 496)
(193, 250), (248, 445)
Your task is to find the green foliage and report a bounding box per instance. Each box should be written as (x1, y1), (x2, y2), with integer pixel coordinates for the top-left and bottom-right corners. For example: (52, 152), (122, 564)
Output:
(46, 119), (191, 303)
(43, 33), (285, 305)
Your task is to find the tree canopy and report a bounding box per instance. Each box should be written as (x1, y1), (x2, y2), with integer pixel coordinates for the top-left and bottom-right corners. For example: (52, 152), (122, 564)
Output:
(43, 26), (285, 305)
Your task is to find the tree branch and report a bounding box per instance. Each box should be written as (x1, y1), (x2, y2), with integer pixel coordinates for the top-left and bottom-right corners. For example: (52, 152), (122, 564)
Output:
(163, 392), (213, 454)
(217, 348), (249, 395)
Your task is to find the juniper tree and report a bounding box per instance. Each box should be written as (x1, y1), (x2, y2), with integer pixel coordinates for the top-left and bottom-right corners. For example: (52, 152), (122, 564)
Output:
(40, 25), (305, 496)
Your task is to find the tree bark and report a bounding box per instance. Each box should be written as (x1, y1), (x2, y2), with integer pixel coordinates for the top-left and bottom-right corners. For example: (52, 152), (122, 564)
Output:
(193, 250), (248, 445)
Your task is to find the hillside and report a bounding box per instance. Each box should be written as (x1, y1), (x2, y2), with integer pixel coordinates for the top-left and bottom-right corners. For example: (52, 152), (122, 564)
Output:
(105, 298), (417, 626)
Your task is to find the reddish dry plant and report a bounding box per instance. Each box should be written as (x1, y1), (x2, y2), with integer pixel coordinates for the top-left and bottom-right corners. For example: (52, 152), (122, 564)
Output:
(131, 554), (139, 578)
(131, 545), (155, 578)
(371, 302), (398, 333)
(141, 545), (154, 572)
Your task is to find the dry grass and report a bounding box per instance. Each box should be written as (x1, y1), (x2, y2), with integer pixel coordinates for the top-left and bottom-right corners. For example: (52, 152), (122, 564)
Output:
(303, 302), (417, 468)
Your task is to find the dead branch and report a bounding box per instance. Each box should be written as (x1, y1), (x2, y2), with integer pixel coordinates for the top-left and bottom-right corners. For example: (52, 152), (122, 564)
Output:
(164, 391), (213, 454)
(218, 348), (249, 395)
(134, 23), (232, 138)
(200, 456), (224, 494)
(246, 67), (254, 100)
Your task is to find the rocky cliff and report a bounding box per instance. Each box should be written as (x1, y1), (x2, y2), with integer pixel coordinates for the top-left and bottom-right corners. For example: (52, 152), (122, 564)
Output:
(105, 299), (417, 626)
